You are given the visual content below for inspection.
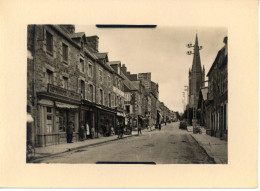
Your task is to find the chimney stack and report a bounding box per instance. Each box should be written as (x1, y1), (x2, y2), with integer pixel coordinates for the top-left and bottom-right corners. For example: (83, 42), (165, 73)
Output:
(86, 36), (99, 52)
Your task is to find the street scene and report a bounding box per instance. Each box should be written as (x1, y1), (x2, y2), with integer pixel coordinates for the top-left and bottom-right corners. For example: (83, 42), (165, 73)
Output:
(27, 25), (228, 164)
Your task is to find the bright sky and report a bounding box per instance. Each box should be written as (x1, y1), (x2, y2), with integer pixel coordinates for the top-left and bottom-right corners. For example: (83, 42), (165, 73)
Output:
(76, 25), (227, 113)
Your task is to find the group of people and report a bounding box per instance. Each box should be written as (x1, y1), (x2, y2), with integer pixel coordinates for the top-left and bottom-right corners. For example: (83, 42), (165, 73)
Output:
(66, 120), (160, 143)
(66, 121), (95, 143)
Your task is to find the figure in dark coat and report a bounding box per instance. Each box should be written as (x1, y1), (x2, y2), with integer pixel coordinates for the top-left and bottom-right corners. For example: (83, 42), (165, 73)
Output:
(79, 122), (85, 141)
(66, 121), (74, 143)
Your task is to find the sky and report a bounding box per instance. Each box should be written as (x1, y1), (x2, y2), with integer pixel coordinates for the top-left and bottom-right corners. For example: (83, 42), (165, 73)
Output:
(76, 25), (227, 113)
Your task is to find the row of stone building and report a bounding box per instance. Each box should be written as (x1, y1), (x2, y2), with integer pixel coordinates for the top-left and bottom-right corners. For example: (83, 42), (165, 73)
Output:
(198, 37), (228, 140)
(27, 25), (175, 147)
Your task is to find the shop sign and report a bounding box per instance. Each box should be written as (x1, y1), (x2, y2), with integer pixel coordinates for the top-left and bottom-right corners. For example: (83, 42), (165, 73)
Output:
(48, 84), (81, 101)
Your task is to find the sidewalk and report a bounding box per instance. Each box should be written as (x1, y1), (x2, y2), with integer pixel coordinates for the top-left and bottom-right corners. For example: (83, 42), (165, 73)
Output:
(187, 126), (227, 164)
(31, 126), (156, 162)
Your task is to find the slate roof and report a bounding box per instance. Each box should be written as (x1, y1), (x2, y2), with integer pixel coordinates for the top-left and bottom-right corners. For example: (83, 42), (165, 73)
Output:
(94, 52), (108, 59)
(71, 32), (85, 39)
(121, 72), (137, 91)
(108, 61), (121, 65)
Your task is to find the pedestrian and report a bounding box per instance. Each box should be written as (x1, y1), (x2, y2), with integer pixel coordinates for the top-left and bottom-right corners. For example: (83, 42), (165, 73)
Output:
(79, 121), (85, 141)
(90, 127), (94, 139)
(86, 122), (90, 139)
(159, 123), (161, 130)
(165, 121), (167, 126)
(138, 123), (142, 135)
(66, 121), (74, 143)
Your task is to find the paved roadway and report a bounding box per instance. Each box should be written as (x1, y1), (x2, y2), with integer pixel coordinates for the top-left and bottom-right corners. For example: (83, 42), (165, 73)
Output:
(39, 122), (215, 164)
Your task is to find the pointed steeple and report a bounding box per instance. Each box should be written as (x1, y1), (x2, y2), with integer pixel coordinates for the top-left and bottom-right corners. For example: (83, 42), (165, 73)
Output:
(191, 33), (202, 73)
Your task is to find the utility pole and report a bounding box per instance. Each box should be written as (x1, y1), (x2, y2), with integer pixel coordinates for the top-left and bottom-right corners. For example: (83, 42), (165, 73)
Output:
(186, 34), (203, 132)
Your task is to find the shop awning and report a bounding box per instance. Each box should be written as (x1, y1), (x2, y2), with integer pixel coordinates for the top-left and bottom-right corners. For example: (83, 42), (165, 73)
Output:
(55, 101), (79, 109)
(27, 113), (34, 123)
(117, 112), (125, 117)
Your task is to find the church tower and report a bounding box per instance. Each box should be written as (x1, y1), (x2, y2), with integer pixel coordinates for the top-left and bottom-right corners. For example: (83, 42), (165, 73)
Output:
(188, 34), (205, 109)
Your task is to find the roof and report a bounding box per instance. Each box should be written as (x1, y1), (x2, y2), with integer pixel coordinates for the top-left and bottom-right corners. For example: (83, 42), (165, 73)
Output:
(207, 46), (225, 77)
(71, 32), (85, 39)
(107, 61), (121, 65)
(201, 87), (208, 101)
(121, 73), (137, 91)
(93, 52), (108, 59)
(84, 46), (98, 60)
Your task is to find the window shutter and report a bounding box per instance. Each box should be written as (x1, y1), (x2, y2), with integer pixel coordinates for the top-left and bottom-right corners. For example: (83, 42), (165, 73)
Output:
(93, 85), (95, 103)
(53, 36), (56, 58)
(78, 79), (81, 94)
(111, 94), (115, 107)
(97, 88), (100, 104)
(85, 82), (88, 100)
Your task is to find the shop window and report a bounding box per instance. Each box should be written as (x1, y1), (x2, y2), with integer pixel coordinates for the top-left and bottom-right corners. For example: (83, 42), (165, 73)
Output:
(62, 43), (68, 62)
(46, 31), (53, 54)
(46, 69), (53, 84)
(46, 107), (53, 133)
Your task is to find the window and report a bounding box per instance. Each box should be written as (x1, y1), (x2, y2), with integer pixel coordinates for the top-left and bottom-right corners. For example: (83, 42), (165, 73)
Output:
(62, 43), (68, 62)
(88, 63), (93, 77)
(80, 59), (84, 72)
(46, 69), (53, 84)
(46, 107), (53, 133)
(46, 31), (53, 54)
(126, 105), (130, 113)
(100, 89), (103, 104)
(80, 80), (85, 99)
(107, 75), (110, 86)
(63, 76), (68, 89)
(115, 95), (117, 106)
(99, 69), (103, 82)
(108, 93), (111, 107)
(89, 84), (93, 102)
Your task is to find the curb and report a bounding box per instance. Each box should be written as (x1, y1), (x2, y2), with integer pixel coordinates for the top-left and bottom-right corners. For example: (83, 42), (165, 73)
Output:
(30, 133), (139, 163)
(189, 134), (217, 164)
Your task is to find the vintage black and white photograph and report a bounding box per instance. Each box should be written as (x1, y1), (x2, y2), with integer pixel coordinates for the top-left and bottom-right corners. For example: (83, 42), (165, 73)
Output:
(26, 25), (228, 164)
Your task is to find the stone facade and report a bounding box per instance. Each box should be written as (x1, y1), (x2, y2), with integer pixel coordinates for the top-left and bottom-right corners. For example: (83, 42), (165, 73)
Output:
(205, 37), (228, 141)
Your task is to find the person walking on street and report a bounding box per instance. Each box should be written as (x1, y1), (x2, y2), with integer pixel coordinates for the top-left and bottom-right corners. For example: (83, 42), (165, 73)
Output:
(79, 122), (85, 141)
(66, 121), (74, 143)
(138, 123), (142, 135)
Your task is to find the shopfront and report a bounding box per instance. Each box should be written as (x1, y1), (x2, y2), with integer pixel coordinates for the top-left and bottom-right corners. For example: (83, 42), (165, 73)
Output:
(80, 102), (95, 138)
(96, 106), (116, 137)
(36, 84), (81, 147)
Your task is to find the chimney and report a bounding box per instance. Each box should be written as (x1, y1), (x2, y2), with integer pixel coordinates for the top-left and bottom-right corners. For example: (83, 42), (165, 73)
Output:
(121, 64), (127, 75)
(86, 36), (99, 52)
(223, 36), (228, 56)
(59, 25), (75, 34)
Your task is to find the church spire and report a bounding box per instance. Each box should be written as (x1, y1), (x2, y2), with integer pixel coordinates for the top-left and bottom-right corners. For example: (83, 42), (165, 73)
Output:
(191, 33), (202, 73)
